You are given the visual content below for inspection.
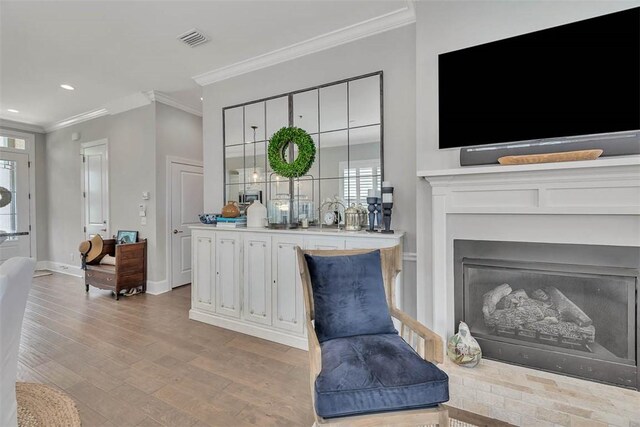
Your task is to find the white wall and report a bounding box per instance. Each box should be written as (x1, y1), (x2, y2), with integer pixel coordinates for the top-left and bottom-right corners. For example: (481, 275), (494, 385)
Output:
(414, 0), (640, 326)
(202, 25), (418, 314)
(44, 102), (202, 285)
(154, 102), (203, 282)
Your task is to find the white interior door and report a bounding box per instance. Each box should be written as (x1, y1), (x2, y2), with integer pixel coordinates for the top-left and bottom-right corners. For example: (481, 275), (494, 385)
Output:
(0, 151), (30, 262)
(170, 161), (203, 288)
(82, 141), (109, 239)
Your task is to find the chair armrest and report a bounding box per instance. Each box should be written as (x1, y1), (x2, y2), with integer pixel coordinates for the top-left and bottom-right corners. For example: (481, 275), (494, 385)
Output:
(306, 317), (322, 380)
(391, 308), (444, 364)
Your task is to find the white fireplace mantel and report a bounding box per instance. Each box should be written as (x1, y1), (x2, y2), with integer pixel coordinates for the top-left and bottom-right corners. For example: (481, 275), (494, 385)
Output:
(417, 155), (640, 341)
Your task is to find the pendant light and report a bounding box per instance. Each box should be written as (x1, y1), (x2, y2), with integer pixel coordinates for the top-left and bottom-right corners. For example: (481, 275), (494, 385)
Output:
(251, 125), (259, 182)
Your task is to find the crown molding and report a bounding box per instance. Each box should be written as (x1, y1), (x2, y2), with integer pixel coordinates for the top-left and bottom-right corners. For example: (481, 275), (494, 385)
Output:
(192, 1), (416, 86)
(44, 91), (202, 133)
(45, 108), (108, 133)
(0, 118), (45, 134)
(146, 90), (203, 117)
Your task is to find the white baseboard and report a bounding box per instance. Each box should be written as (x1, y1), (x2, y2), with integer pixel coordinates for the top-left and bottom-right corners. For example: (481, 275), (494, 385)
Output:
(189, 309), (308, 350)
(146, 279), (170, 295)
(403, 252), (417, 262)
(37, 260), (83, 277)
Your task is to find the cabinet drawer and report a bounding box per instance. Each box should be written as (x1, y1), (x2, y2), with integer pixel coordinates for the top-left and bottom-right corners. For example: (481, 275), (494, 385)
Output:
(85, 269), (116, 289)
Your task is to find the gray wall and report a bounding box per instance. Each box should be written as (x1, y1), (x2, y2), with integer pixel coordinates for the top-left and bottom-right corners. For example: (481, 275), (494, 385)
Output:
(414, 0), (640, 326)
(154, 102), (203, 281)
(202, 25), (418, 314)
(44, 102), (202, 284)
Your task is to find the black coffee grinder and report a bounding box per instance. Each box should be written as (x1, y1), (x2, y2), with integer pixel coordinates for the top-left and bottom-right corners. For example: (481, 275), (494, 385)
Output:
(381, 181), (394, 234)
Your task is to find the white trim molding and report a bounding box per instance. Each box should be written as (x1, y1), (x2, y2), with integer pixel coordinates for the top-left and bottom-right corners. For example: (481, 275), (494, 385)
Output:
(189, 309), (308, 350)
(44, 91), (202, 133)
(403, 252), (417, 262)
(37, 261), (83, 278)
(418, 155), (640, 341)
(0, 118), (45, 134)
(45, 108), (108, 133)
(147, 91), (203, 117)
(192, 1), (415, 86)
(146, 279), (170, 295)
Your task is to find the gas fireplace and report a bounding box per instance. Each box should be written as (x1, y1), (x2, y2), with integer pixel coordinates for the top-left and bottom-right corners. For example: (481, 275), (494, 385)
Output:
(454, 240), (639, 389)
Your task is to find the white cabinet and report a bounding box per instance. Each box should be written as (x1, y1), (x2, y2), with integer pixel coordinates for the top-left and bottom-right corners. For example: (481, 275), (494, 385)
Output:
(243, 234), (271, 325)
(193, 233), (215, 312)
(272, 235), (305, 334)
(345, 238), (396, 249)
(305, 236), (345, 250)
(190, 226), (403, 349)
(215, 233), (241, 318)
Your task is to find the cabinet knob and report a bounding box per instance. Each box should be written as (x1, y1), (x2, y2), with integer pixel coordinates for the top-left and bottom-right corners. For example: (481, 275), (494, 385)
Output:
(262, 312), (266, 317)
(279, 316), (283, 321)
(293, 320), (297, 324)
(250, 310), (254, 314)
(279, 245), (282, 249)
(249, 243), (253, 247)
(262, 243), (266, 248)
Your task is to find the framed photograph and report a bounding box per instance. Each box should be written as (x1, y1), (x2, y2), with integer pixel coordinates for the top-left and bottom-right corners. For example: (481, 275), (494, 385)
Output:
(116, 230), (138, 244)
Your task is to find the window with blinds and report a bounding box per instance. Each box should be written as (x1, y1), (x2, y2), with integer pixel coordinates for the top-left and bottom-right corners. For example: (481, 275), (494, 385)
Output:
(340, 160), (381, 206)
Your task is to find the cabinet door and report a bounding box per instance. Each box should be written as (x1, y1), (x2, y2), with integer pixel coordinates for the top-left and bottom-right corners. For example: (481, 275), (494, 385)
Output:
(243, 234), (271, 325)
(193, 232), (215, 312)
(215, 233), (241, 318)
(272, 236), (304, 334)
(304, 237), (345, 250)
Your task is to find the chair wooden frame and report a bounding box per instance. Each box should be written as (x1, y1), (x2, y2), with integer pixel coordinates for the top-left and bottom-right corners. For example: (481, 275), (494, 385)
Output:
(296, 246), (449, 427)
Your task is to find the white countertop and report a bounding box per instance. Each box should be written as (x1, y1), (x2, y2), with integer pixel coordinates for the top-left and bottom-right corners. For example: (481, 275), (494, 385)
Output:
(191, 224), (404, 239)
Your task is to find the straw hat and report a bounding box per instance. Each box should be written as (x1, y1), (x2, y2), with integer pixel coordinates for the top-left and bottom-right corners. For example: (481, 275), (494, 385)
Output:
(78, 234), (104, 263)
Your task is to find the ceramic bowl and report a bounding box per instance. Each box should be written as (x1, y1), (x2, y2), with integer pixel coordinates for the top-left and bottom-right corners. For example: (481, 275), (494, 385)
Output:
(198, 213), (218, 224)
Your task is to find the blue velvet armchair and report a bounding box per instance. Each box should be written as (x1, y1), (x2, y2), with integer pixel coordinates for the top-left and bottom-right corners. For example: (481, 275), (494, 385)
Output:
(296, 246), (449, 426)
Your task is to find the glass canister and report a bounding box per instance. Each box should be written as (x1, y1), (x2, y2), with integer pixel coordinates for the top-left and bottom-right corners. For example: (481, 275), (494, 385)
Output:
(345, 204), (362, 231)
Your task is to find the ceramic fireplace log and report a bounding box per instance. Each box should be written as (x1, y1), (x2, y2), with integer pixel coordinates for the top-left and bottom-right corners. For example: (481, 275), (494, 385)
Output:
(545, 286), (593, 327)
(481, 283), (512, 318)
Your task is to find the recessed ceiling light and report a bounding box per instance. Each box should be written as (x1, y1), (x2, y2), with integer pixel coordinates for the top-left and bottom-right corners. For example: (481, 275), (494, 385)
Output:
(7, 109), (19, 113)
(200, 97), (203, 101)
(60, 84), (75, 90)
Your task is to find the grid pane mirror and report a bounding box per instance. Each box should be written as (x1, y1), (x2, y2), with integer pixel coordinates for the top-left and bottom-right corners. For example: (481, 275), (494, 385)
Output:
(223, 72), (383, 226)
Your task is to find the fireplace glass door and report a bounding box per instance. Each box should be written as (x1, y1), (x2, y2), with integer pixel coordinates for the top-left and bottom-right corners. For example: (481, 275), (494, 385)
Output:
(463, 260), (635, 365)
(454, 240), (639, 389)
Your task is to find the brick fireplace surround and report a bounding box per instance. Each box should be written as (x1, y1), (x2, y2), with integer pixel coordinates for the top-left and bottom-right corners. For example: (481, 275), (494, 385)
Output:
(419, 156), (640, 426)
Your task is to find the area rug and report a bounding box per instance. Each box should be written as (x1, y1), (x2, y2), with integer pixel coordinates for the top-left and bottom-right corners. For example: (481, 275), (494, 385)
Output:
(16, 382), (81, 427)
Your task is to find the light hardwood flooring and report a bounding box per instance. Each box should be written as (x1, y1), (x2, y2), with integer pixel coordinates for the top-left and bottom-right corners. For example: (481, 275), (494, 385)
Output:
(18, 273), (315, 427)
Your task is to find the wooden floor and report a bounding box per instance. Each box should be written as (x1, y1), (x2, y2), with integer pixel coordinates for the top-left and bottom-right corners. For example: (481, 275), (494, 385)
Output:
(18, 273), (315, 427)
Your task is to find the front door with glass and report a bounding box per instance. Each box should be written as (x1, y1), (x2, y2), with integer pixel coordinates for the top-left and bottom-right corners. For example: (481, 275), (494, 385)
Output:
(0, 150), (31, 262)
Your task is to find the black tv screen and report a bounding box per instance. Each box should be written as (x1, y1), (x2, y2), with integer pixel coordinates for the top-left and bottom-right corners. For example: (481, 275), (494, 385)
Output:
(438, 7), (640, 149)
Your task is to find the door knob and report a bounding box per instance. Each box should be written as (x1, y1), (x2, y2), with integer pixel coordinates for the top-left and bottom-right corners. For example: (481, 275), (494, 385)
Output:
(173, 229), (183, 234)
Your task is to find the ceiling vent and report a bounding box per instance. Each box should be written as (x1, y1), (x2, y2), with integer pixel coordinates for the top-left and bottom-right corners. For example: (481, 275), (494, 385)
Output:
(177, 28), (209, 48)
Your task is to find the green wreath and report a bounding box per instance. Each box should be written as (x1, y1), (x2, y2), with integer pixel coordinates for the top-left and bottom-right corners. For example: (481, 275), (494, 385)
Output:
(268, 127), (316, 178)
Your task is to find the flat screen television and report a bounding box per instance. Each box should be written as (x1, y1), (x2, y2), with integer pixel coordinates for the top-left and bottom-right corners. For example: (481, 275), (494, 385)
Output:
(438, 7), (640, 149)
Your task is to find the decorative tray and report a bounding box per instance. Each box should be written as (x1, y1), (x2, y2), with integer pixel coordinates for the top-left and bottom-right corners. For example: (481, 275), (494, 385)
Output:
(498, 149), (603, 165)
